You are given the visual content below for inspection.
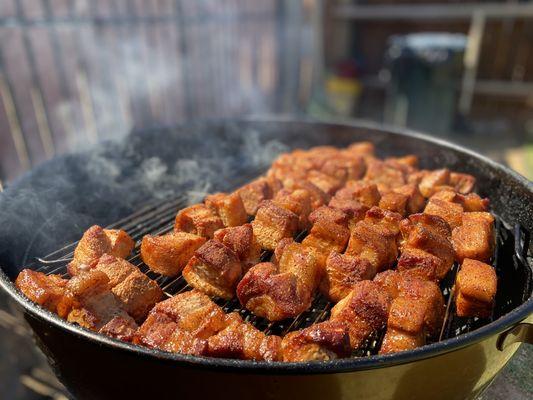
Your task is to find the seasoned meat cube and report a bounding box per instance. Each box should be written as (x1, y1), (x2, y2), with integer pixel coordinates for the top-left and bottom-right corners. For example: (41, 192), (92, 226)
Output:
(213, 224), (261, 269)
(450, 172), (475, 194)
(397, 247), (441, 282)
(330, 281), (391, 349)
(424, 198), (464, 230)
(335, 181), (381, 208)
(141, 231), (206, 277)
(393, 184), (425, 214)
(237, 242), (320, 321)
(135, 290), (228, 350)
(99, 316), (138, 342)
(379, 191), (409, 216)
(306, 170), (344, 195)
(15, 270), (68, 314)
(238, 178), (274, 215)
(273, 188), (313, 230)
(419, 169), (450, 197)
(281, 321), (351, 362)
(364, 159), (407, 190)
(252, 200), (299, 250)
(282, 179), (330, 210)
(320, 251), (376, 302)
(387, 155), (419, 169)
(452, 212), (495, 263)
(174, 204), (224, 238)
(345, 141), (375, 158)
(96, 254), (163, 321)
(205, 192), (248, 227)
(65, 270), (135, 331)
(163, 329), (209, 356)
(207, 313), (282, 361)
(328, 197), (368, 229)
(455, 259), (497, 318)
(400, 214), (454, 279)
(321, 155), (365, 182)
(68, 225), (134, 276)
(379, 297), (426, 354)
(373, 270), (401, 299)
(302, 207), (350, 266)
(430, 189), (489, 212)
(183, 240), (243, 299)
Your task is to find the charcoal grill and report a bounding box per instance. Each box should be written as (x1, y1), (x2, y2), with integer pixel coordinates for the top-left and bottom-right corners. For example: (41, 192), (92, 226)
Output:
(0, 118), (531, 400)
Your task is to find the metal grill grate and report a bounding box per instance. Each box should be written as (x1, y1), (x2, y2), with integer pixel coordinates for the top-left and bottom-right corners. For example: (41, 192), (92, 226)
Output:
(27, 194), (532, 357)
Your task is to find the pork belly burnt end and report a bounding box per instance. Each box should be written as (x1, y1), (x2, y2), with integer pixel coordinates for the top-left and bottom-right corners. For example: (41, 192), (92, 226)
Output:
(424, 197), (464, 230)
(237, 242), (320, 321)
(273, 188), (313, 230)
(452, 212), (495, 263)
(320, 251), (376, 302)
(238, 178), (274, 216)
(141, 231), (206, 276)
(455, 259), (497, 318)
(95, 254), (163, 321)
(330, 281), (391, 349)
(207, 313), (282, 361)
(205, 192), (248, 227)
(68, 225), (134, 276)
(174, 204), (224, 238)
(15, 270), (68, 314)
(281, 321), (351, 361)
(335, 181), (381, 208)
(183, 240), (243, 299)
(252, 200), (299, 250)
(213, 223), (261, 269)
(99, 316), (138, 342)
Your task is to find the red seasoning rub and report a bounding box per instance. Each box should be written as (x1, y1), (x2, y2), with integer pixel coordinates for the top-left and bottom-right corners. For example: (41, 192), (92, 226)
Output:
(141, 231), (206, 277)
(174, 204), (224, 239)
(455, 259), (497, 318)
(68, 225), (135, 276)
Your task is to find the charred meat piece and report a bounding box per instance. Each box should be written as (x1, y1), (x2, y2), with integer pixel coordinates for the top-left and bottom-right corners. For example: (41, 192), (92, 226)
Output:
(450, 172), (476, 194)
(281, 178), (330, 210)
(183, 240), (243, 299)
(452, 212), (495, 263)
(330, 281), (391, 349)
(399, 213), (454, 280)
(141, 231), (206, 276)
(327, 197), (368, 230)
(455, 259), (497, 318)
(378, 191), (409, 216)
(273, 188), (313, 230)
(207, 312), (282, 361)
(320, 154), (366, 182)
(364, 159), (407, 190)
(335, 181), (381, 208)
(15, 270), (68, 314)
(237, 242), (321, 321)
(320, 251), (376, 302)
(205, 192), (248, 227)
(65, 269), (136, 331)
(393, 184), (426, 215)
(95, 254), (163, 321)
(345, 141), (375, 158)
(213, 224), (261, 269)
(306, 170), (344, 196)
(396, 247), (441, 282)
(99, 316), (138, 342)
(68, 225), (134, 276)
(238, 177), (274, 215)
(424, 197), (464, 230)
(174, 204), (224, 238)
(418, 169), (451, 198)
(281, 321), (351, 362)
(252, 200), (299, 251)
(430, 189), (489, 212)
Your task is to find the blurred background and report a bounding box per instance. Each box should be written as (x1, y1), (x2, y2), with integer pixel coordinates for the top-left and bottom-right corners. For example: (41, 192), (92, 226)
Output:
(0, 0), (531, 398)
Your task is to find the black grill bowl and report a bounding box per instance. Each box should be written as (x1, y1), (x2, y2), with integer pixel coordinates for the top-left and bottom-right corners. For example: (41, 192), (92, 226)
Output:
(1, 118), (532, 400)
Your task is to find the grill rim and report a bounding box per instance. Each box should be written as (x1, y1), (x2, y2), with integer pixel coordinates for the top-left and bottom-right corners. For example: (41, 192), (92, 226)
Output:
(0, 116), (531, 374)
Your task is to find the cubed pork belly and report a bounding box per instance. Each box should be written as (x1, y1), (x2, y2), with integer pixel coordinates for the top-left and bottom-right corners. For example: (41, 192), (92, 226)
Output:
(418, 169), (451, 198)
(252, 200), (299, 251)
(320, 154), (366, 182)
(99, 316), (138, 342)
(399, 213), (454, 280)
(364, 159), (407, 190)
(424, 197), (464, 230)
(237, 242), (321, 321)
(452, 212), (495, 263)
(205, 192), (248, 227)
(450, 172), (476, 194)
(273, 188), (313, 230)
(183, 240), (243, 299)
(320, 251), (376, 302)
(345, 141), (375, 158)
(15, 269), (68, 314)
(95, 254), (163, 321)
(237, 178), (274, 215)
(393, 184), (426, 214)
(386, 155), (419, 169)
(281, 178), (330, 210)
(455, 259), (497, 318)
(430, 189), (489, 212)
(330, 281), (391, 349)
(306, 170), (344, 196)
(378, 191), (409, 216)
(68, 225), (134, 276)
(174, 204), (224, 239)
(141, 231), (206, 276)
(327, 197), (368, 230)
(213, 224), (261, 269)
(207, 312), (282, 361)
(281, 321), (351, 362)
(335, 181), (381, 208)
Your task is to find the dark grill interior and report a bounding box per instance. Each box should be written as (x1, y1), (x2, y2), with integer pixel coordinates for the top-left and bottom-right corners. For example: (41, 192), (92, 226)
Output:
(28, 178), (533, 359)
